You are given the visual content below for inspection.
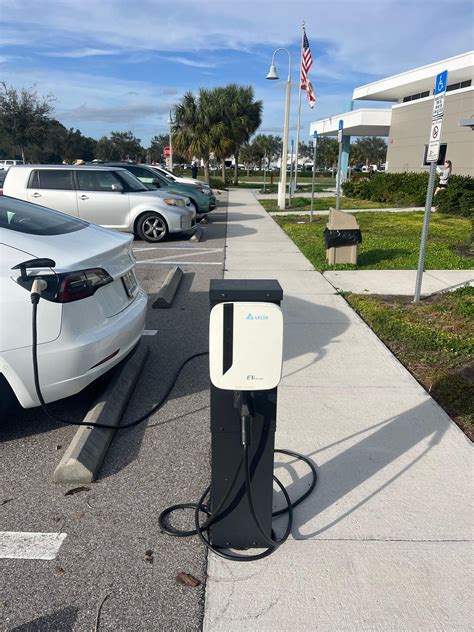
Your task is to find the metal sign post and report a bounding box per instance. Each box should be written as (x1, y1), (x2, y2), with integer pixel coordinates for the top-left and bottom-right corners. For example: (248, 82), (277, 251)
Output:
(335, 120), (343, 211)
(310, 131), (318, 222)
(414, 69), (448, 303)
(263, 150), (267, 194)
(288, 139), (294, 206)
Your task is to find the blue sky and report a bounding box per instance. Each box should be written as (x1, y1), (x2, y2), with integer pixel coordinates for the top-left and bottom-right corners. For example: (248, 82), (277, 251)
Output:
(1, 0), (472, 146)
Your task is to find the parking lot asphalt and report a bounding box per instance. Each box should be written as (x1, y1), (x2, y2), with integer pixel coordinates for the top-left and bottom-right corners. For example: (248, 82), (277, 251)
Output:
(1, 193), (228, 631)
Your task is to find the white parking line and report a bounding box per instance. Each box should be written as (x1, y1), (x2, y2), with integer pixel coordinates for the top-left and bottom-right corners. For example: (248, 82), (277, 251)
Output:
(0, 532), (67, 560)
(133, 246), (223, 252)
(136, 261), (223, 266)
(142, 330), (158, 336)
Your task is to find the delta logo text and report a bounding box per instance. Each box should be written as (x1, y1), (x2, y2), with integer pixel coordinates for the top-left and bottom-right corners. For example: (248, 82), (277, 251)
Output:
(245, 313), (268, 321)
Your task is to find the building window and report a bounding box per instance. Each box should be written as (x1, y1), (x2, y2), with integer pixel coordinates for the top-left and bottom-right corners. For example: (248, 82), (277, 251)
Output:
(402, 90), (431, 103)
(446, 79), (472, 92)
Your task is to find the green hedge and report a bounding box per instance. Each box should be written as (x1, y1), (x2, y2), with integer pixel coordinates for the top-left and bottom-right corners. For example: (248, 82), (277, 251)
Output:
(342, 172), (474, 216)
(435, 177), (474, 217)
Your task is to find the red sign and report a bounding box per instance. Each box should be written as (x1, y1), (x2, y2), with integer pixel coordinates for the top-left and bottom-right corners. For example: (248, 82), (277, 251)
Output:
(163, 147), (171, 157)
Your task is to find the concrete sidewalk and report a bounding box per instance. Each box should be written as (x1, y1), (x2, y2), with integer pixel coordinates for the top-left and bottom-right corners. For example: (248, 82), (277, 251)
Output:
(324, 269), (474, 296)
(203, 187), (472, 631)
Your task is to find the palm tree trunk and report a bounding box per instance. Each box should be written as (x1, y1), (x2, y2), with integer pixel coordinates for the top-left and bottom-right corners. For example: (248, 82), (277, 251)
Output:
(233, 151), (239, 185)
(204, 159), (210, 185)
(221, 160), (226, 183)
(21, 147), (26, 163)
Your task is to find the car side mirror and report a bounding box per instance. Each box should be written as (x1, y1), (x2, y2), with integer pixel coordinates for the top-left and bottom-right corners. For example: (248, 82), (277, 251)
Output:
(111, 183), (123, 192)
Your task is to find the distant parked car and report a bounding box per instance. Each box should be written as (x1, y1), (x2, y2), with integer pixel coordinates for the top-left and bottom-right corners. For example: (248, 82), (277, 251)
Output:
(103, 162), (216, 215)
(2, 165), (196, 242)
(0, 159), (23, 170)
(0, 195), (147, 417)
(149, 164), (208, 188)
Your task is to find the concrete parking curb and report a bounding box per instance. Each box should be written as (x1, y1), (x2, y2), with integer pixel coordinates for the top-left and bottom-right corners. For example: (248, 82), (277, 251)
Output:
(53, 342), (150, 484)
(190, 227), (203, 242)
(152, 266), (183, 308)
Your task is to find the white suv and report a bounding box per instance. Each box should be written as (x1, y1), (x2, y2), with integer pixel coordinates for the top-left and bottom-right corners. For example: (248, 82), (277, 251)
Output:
(2, 165), (196, 242)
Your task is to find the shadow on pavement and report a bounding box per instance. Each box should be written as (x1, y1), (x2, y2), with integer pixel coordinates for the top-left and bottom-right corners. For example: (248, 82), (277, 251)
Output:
(273, 398), (449, 539)
(11, 606), (79, 631)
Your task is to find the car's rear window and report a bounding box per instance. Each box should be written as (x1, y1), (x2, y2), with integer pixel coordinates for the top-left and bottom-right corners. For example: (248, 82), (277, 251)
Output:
(0, 196), (89, 235)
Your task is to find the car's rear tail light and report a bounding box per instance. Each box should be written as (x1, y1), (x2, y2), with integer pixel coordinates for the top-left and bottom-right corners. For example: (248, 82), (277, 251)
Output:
(57, 268), (113, 303)
(0, 189), (3, 196)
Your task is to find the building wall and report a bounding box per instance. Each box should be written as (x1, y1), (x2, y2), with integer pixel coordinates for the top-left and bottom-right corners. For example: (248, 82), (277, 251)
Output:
(386, 88), (474, 176)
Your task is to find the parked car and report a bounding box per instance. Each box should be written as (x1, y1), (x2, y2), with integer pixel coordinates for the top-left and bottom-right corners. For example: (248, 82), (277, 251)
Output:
(0, 159), (23, 170)
(103, 162), (216, 215)
(2, 165), (196, 242)
(149, 164), (209, 188)
(0, 195), (147, 417)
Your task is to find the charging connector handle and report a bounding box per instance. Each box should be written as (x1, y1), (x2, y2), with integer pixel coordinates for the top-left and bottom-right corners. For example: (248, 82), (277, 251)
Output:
(30, 278), (48, 304)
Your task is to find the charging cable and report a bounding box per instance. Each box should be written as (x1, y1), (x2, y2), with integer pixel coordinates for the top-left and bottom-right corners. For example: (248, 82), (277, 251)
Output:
(30, 284), (317, 562)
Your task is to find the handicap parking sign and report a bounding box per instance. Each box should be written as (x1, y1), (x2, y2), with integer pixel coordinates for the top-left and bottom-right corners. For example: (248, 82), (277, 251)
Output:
(435, 70), (448, 95)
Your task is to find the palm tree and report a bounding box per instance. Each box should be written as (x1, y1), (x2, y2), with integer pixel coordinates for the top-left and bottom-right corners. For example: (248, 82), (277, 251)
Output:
(172, 85), (262, 186)
(172, 90), (214, 183)
(212, 84), (261, 185)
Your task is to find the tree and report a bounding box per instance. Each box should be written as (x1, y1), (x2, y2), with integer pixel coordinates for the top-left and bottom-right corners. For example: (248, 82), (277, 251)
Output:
(317, 137), (339, 170)
(223, 85), (262, 185)
(172, 90), (214, 184)
(0, 83), (54, 162)
(148, 134), (169, 162)
(350, 136), (387, 166)
(95, 130), (143, 161)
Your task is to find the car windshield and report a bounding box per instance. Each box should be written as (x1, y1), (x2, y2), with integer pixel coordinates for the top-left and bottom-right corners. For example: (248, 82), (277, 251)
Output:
(115, 169), (149, 192)
(156, 166), (176, 180)
(0, 196), (88, 235)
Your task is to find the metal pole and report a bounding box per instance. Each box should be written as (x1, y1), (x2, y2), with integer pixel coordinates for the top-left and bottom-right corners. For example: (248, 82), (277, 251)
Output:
(263, 150), (267, 193)
(335, 136), (343, 211)
(310, 137), (318, 222)
(289, 139), (294, 206)
(413, 161), (437, 302)
(279, 75), (291, 210)
(168, 110), (173, 172)
(294, 23), (305, 192)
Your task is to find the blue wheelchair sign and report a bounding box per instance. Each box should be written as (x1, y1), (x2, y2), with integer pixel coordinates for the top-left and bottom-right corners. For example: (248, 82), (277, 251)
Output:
(435, 70), (448, 95)
(312, 131), (318, 139)
(338, 119), (344, 130)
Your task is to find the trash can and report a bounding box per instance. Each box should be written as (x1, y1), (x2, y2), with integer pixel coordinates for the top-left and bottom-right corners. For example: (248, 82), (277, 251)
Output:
(324, 208), (362, 265)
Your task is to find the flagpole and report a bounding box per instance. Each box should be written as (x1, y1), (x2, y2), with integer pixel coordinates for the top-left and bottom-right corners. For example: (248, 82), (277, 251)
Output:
(294, 22), (305, 192)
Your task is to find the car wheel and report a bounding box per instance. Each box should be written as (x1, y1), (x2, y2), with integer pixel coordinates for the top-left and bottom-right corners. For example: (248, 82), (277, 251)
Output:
(136, 212), (168, 242)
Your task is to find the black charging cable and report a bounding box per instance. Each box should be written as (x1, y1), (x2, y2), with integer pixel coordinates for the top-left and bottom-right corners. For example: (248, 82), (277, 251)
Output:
(158, 401), (318, 562)
(31, 298), (208, 430)
(31, 295), (318, 561)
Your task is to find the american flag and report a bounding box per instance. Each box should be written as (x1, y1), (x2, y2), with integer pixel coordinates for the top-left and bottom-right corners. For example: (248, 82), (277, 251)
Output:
(301, 28), (316, 109)
(300, 29), (313, 90)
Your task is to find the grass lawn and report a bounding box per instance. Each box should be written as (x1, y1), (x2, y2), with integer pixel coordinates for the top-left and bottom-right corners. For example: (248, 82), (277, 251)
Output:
(261, 196), (395, 213)
(274, 212), (473, 270)
(345, 287), (474, 439)
(238, 176), (336, 185)
(240, 183), (331, 193)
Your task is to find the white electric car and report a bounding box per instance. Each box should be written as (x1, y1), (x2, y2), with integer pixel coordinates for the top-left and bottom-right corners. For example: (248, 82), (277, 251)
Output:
(149, 164), (209, 188)
(0, 195), (147, 417)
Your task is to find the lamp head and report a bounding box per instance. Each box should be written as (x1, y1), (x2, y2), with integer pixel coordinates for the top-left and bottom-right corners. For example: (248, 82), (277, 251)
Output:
(266, 64), (279, 80)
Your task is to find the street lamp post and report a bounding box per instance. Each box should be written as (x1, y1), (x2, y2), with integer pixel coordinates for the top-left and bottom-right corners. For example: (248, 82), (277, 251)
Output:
(266, 48), (291, 210)
(167, 110), (173, 172)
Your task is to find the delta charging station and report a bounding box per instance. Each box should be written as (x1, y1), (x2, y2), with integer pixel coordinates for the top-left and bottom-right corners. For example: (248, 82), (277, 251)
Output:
(208, 279), (284, 549)
(23, 255), (316, 561)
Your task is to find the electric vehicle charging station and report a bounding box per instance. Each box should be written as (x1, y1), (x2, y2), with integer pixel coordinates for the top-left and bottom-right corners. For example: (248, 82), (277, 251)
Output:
(208, 279), (284, 549)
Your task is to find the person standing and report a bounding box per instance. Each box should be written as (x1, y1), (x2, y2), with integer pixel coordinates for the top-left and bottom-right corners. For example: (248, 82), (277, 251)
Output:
(191, 162), (198, 179)
(435, 160), (452, 195)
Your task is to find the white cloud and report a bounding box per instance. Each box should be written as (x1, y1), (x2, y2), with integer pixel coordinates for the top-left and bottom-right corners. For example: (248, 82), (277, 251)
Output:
(44, 48), (121, 58)
(156, 55), (217, 68)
